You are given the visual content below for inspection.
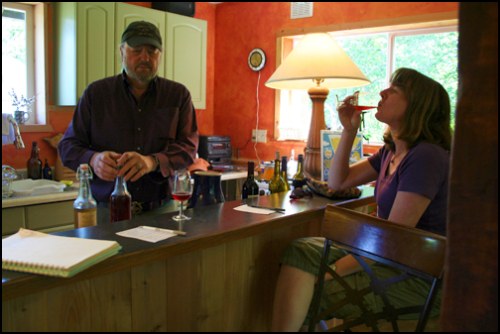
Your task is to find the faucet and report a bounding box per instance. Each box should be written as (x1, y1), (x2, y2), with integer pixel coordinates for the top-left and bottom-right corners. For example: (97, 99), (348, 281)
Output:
(6, 114), (25, 149)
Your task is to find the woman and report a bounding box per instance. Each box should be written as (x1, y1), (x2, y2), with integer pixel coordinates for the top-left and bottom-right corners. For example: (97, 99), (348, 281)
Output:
(271, 68), (451, 331)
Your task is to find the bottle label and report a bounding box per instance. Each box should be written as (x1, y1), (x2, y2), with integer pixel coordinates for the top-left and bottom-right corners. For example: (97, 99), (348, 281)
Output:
(74, 208), (97, 228)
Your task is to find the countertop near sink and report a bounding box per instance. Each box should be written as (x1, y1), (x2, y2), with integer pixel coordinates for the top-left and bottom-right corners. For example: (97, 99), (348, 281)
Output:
(2, 187), (79, 208)
(2, 171), (247, 209)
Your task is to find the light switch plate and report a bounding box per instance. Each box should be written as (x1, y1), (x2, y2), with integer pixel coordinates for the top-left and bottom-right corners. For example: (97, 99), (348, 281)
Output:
(252, 129), (267, 143)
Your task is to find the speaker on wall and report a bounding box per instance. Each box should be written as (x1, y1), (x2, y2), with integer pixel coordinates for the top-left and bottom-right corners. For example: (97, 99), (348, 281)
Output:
(152, 2), (195, 17)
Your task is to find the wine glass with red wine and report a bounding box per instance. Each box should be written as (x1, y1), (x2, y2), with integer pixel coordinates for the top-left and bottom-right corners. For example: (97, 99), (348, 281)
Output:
(170, 169), (193, 221)
(336, 91), (377, 111)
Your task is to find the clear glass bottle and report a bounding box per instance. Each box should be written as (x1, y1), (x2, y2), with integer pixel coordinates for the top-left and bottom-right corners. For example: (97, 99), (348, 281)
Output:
(269, 152), (287, 194)
(27, 141), (42, 179)
(74, 163), (97, 228)
(43, 159), (53, 180)
(281, 156), (290, 191)
(292, 154), (306, 189)
(287, 149), (297, 179)
(110, 174), (132, 222)
(242, 161), (259, 200)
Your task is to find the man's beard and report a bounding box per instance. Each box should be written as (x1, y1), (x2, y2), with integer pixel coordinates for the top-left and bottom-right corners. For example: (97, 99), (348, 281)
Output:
(124, 62), (156, 84)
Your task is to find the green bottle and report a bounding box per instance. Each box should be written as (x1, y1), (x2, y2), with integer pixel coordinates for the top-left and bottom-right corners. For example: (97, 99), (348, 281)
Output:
(269, 152), (287, 194)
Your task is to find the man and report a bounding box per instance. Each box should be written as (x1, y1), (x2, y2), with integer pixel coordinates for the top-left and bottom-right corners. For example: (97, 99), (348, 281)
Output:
(59, 21), (199, 223)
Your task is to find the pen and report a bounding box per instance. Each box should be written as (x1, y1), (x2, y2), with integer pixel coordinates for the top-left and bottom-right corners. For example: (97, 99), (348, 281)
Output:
(247, 204), (286, 213)
(140, 225), (187, 236)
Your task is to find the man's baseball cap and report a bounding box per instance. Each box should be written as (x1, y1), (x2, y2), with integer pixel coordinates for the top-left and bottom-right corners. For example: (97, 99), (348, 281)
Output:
(121, 21), (162, 50)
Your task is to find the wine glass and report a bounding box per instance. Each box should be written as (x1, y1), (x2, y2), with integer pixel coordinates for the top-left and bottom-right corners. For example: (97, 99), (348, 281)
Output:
(170, 169), (193, 221)
(336, 91), (377, 132)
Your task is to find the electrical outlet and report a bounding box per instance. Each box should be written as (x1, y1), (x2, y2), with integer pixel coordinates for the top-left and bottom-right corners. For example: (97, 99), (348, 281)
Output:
(252, 129), (267, 143)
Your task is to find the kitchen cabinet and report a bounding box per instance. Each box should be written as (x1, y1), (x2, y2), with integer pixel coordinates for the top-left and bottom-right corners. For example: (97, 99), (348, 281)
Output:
(54, 2), (115, 106)
(54, 2), (207, 109)
(2, 201), (74, 237)
(165, 12), (207, 109)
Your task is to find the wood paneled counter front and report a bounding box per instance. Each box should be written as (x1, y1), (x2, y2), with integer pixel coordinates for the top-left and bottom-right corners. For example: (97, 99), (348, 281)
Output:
(2, 187), (373, 332)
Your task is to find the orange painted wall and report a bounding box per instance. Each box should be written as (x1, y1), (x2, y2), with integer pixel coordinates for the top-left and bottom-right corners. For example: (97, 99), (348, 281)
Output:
(2, 2), (458, 170)
(213, 2), (458, 162)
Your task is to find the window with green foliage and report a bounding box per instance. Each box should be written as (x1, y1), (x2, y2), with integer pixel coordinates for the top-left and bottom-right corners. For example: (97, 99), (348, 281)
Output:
(2, 2), (47, 127)
(277, 26), (458, 144)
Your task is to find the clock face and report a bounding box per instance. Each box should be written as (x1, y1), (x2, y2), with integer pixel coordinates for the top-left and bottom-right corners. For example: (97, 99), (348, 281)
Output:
(248, 48), (266, 71)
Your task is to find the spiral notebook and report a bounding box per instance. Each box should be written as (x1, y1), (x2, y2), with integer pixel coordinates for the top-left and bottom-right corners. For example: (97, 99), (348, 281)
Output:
(2, 228), (121, 278)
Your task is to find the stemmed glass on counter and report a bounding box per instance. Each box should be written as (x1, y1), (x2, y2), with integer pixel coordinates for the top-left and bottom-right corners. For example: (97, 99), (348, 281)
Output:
(170, 169), (193, 221)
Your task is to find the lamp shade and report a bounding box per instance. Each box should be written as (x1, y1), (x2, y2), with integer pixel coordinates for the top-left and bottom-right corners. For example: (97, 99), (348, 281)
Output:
(265, 33), (370, 90)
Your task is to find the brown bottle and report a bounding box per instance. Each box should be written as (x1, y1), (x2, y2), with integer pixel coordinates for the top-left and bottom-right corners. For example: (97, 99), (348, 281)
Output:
(27, 141), (42, 179)
(110, 175), (132, 222)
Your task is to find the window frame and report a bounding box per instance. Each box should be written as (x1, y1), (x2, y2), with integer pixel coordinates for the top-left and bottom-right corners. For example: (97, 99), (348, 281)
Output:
(273, 12), (458, 148)
(2, 2), (50, 132)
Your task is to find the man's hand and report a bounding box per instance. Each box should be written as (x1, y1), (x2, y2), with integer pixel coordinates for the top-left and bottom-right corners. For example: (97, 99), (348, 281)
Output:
(90, 151), (121, 181)
(116, 152), (156, 182)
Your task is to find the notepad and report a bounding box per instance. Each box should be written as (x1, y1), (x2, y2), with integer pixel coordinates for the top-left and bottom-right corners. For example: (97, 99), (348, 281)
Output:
(2, 228), (122, 278)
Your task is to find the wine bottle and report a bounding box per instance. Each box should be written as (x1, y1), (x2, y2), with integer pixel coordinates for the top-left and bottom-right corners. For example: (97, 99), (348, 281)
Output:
(27, 141), (42, 179)
(110, 174), (132, 222)
(242, 161), (259, 200)
(292, 154), (306, 189)
(74, 163), (97, 228)
(269, 152), (287, 194)
(43, 159), (53, 180)
(280, 156), (290, 191)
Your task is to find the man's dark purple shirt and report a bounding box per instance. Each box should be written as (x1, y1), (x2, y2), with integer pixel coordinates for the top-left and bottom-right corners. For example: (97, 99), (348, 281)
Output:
(58, 73), (198, 203)
(368, 142), (449, 235)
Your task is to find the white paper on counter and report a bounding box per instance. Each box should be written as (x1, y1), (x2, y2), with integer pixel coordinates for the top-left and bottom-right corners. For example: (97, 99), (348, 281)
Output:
(116, 226), (178, 243)
(233, 204), (276, 215)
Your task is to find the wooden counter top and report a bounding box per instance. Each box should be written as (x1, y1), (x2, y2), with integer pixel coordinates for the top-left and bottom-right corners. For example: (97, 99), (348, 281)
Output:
(2, 186), (373, 331)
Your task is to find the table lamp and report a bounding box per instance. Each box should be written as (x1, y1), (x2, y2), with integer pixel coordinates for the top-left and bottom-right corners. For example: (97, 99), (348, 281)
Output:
(265, 33), (370, 181)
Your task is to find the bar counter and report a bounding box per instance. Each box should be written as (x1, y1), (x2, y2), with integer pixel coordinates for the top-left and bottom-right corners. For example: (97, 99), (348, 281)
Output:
(3, 187), (373, 332)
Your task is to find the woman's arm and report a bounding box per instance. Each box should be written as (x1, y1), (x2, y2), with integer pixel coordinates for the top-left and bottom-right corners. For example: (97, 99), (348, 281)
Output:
(389, 191), (431, 228)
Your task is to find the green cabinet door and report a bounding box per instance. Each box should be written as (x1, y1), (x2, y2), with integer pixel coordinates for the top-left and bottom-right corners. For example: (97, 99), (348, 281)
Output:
(54, 2), (115, 105)
(166, 13), (207, 109)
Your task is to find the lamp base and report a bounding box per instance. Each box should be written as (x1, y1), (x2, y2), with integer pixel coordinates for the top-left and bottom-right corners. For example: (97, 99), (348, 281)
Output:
(304, 86), (329, 180)
(303, 147), (322, 180)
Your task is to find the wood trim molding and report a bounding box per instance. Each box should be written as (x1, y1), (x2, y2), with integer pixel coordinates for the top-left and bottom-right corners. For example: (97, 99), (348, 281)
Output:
(277, 11), (458, 38)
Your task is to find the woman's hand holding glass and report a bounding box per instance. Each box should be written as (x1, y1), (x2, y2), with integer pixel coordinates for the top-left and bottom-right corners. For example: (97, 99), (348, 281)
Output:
(336, 91), (363, 132)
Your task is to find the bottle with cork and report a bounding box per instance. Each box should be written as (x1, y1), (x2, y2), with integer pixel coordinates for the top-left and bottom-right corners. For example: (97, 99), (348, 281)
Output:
(73, 163), (97, 228)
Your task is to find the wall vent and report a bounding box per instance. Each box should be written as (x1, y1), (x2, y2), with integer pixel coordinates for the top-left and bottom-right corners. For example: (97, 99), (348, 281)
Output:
(291, 2), (313, 19)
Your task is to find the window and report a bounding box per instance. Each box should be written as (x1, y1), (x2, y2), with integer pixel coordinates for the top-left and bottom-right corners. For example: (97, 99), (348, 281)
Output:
(277, 24), (458, 144)
(2, 2), (48, 129)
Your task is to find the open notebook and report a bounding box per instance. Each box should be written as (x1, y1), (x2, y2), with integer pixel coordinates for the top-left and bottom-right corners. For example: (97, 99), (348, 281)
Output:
(2, 228), (121, 278)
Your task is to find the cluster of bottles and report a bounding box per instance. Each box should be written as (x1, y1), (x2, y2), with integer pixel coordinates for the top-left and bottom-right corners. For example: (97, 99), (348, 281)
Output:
(27, 141), (52, 180)
(241, 150), (306, 199)
(73, 163), (132, 228)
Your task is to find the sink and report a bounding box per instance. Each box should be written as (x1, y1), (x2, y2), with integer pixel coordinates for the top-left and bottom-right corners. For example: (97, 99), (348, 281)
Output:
(11, 179), (66, 196)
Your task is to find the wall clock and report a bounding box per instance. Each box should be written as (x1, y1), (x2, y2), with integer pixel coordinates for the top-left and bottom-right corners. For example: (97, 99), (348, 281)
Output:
(248, 48), (266, 71)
